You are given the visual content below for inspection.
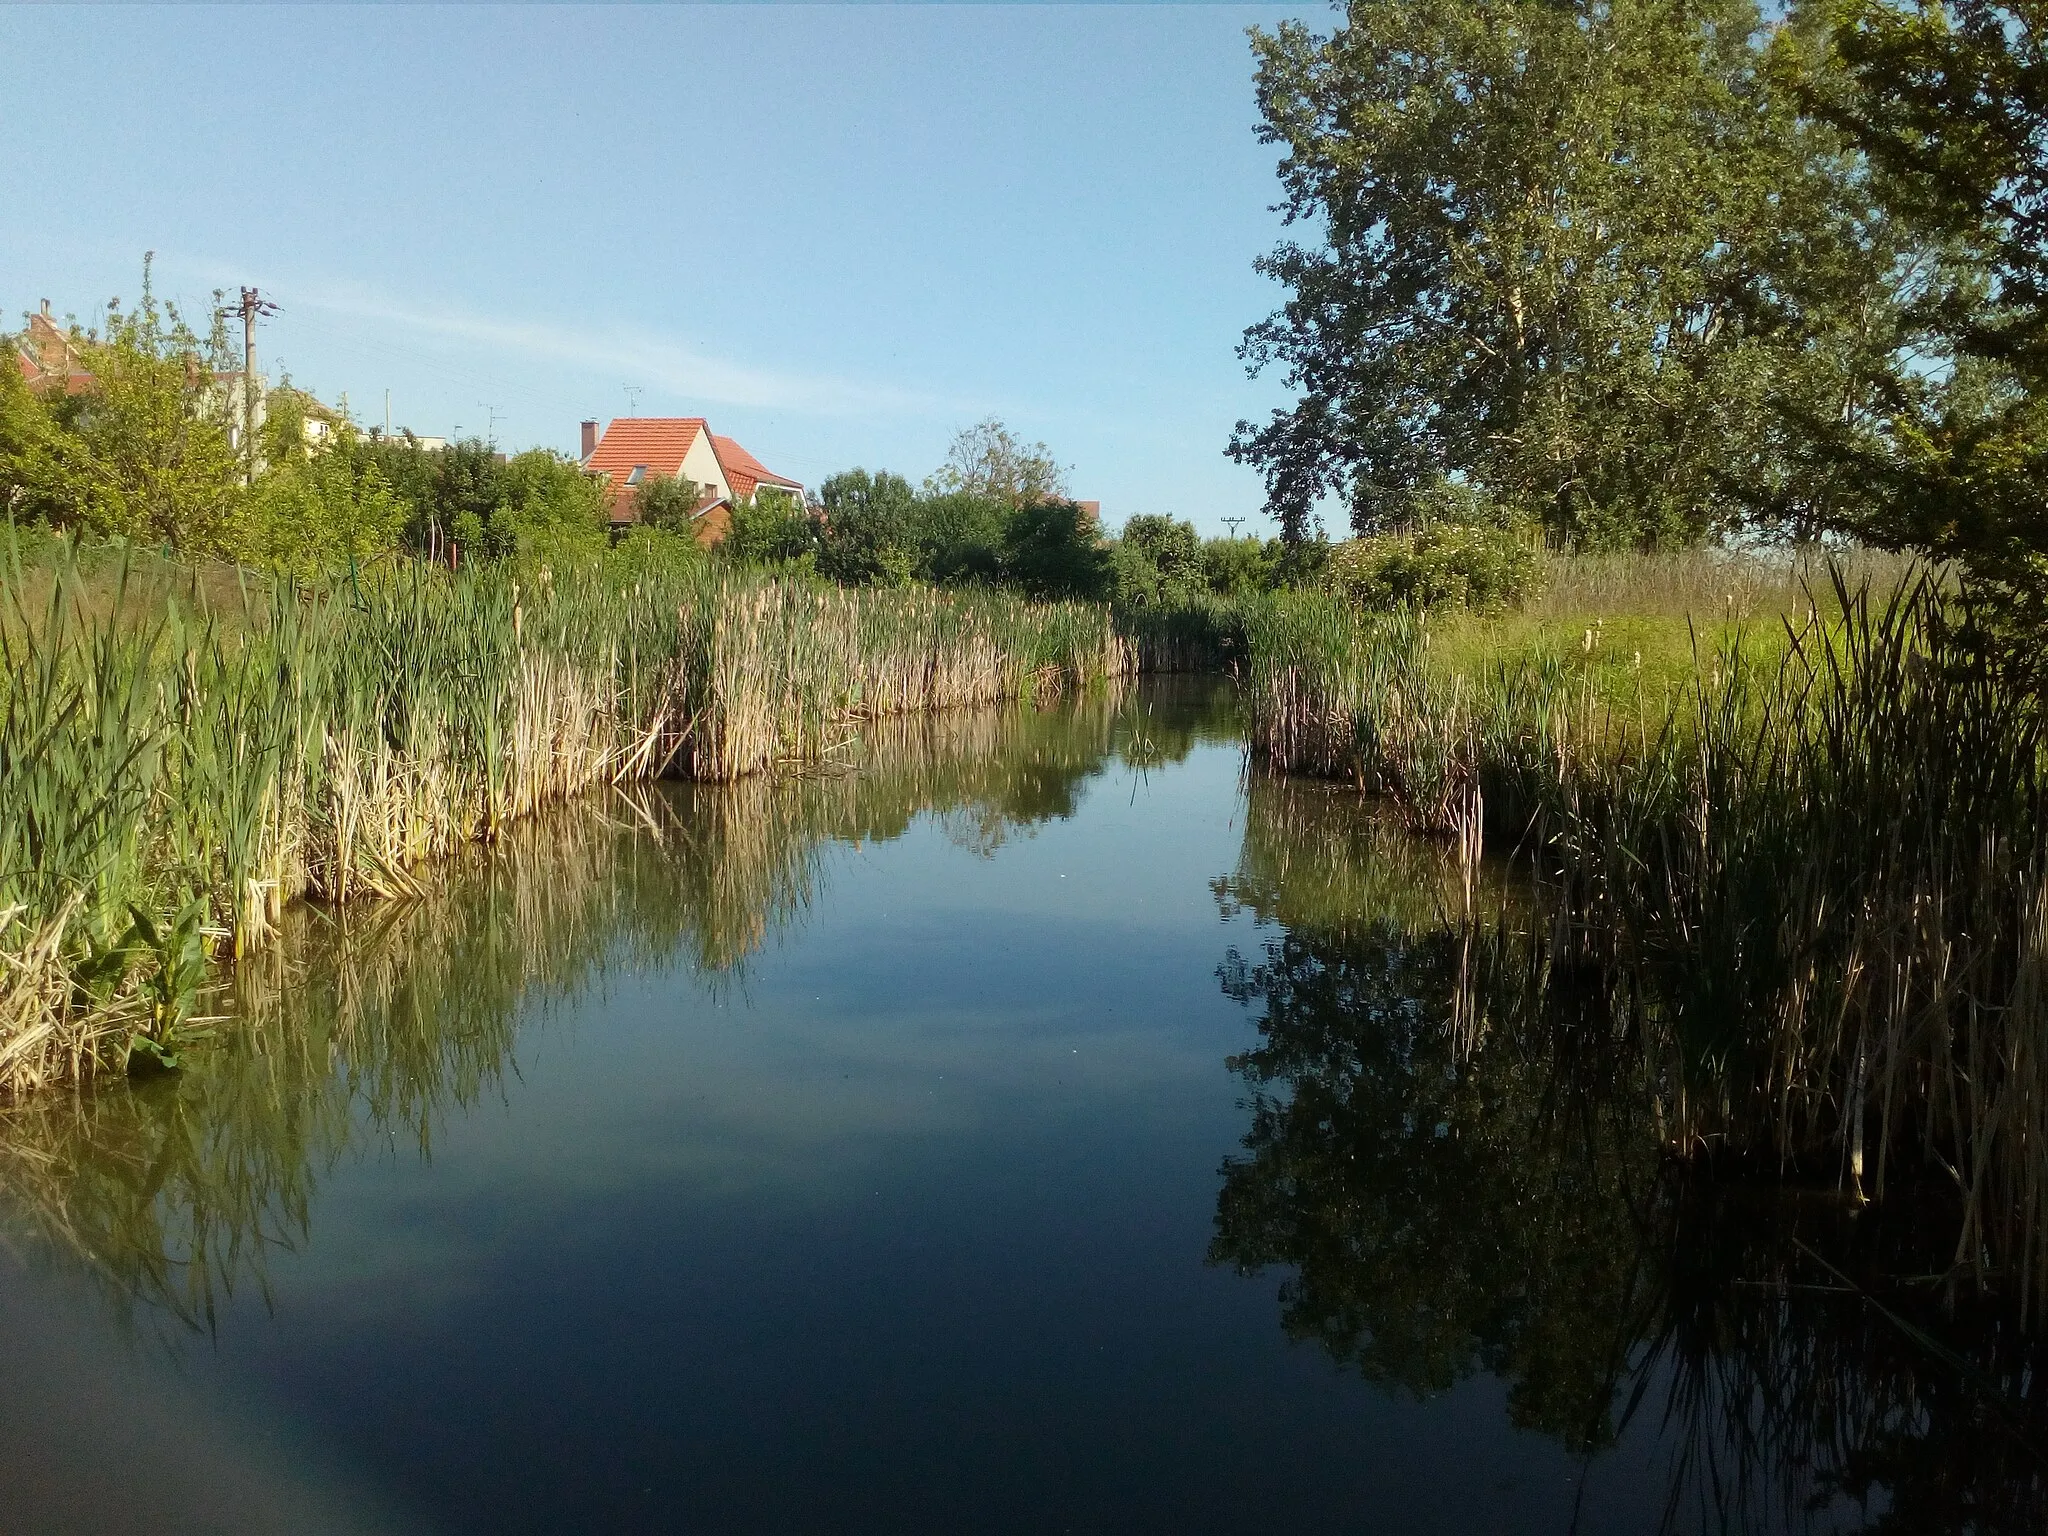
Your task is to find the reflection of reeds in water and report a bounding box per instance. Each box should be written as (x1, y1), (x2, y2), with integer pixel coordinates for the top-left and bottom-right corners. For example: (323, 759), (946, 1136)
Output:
(1243, 570), (2048, 1321)
(0, 791), (660, 1328)
(0, 535), (1132, 1094)
(1211, 873), (2048, 1530)
(0, 684), (1214, 1324)
(1216, 771), (1507, 937)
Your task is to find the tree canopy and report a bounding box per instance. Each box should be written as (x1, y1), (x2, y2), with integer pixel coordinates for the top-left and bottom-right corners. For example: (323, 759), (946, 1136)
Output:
(1229, 0), (1966, 553)
(1798, 0), (2048, 590)
(925, 417), (1070, 507)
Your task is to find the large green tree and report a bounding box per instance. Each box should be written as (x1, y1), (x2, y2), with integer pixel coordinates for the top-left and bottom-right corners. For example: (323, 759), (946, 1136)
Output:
(2, 265), (243, 550)
(1799, 0), (2048, 589)
(1231, 0), (1939, 549)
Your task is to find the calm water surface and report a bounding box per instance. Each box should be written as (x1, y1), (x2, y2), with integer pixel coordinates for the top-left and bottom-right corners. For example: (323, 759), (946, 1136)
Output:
(1, 681), (2040, 1533)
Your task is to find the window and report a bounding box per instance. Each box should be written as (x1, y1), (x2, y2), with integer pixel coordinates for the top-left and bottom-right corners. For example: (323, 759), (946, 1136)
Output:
(626, 465), (647, 485)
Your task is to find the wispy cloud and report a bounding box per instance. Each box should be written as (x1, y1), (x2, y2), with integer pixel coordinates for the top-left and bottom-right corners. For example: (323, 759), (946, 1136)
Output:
(134, 245), (970, 421)
(287, 279), (965, 419)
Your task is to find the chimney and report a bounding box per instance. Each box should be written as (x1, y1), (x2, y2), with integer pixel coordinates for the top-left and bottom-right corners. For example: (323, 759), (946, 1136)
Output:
(580, 419), (599, 461)
(39, 299), (50, 318)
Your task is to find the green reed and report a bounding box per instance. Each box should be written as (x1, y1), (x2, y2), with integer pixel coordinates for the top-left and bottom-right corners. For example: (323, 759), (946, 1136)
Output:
(0, 533), (1132, 1094)
(1244, 568), (2048, 1319)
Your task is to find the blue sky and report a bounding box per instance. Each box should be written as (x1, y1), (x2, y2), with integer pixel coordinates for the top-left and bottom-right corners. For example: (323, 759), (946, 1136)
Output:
(0, 4), (1324, 535)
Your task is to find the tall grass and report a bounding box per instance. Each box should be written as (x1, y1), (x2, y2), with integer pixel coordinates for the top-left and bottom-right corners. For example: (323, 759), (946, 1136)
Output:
(0, 534), (1131, 1094)
(1244, 564), (2048, 1318)
(1114, 595), (1250, 675)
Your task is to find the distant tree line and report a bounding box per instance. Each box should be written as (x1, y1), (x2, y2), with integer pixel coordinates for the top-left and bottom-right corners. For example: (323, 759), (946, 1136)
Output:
(737, 420), (1333, 605)
(711, 419), (1123, 602)
(2, 274), (1412, 610)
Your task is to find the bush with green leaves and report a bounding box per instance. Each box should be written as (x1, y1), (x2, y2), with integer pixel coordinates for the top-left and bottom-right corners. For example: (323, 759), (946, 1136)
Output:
(238, 427), (408, 577)
(344, 436), (606, 566)
(1328, 520), (1537, 612)
(905, 491), (1007, 586)
(631, 472), (703, 533)
(1111, 537), (1165, 607)
(1000, 500), (1112, 602)
(817, 468), (917, 586)
(3, 265), (243, 551)
(1115, 515), (1207, 607)
(433, 449), (608, 565)
(721, 487), (818, 571)
(1201, 536), (1282, 598)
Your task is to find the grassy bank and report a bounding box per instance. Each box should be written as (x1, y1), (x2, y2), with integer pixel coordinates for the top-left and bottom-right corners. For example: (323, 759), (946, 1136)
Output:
(1239, 548), (2048, 1318)
(0, 534), (1129, 1094)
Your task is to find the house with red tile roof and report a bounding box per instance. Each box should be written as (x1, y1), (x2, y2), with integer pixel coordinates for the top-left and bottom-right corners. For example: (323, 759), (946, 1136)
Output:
(15, 302), (94, 396)
(579, 416), (805, 546)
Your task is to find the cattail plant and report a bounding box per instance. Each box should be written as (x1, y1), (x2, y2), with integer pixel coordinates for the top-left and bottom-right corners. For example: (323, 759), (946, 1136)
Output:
(1242, 563), (2048, 1318)
(0, 532), (1135, 1096)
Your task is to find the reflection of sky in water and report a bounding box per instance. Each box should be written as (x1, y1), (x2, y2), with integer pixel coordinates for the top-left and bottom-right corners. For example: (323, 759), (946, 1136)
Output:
(1, 707), (1682, 1535)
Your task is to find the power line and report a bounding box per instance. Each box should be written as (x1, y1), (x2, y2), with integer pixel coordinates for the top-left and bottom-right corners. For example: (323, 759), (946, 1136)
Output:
(221, 286), (279, 482)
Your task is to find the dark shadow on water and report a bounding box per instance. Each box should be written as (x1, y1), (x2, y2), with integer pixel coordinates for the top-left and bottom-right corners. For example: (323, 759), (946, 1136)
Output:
(1211, 772), (2048, 1533)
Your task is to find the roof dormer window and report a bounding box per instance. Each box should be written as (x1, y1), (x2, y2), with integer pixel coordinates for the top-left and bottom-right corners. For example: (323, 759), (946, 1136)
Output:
(626, 465), (647, 485)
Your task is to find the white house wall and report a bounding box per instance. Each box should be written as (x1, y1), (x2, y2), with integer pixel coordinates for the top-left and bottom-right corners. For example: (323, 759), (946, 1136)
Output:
(681, 431), (730, 499)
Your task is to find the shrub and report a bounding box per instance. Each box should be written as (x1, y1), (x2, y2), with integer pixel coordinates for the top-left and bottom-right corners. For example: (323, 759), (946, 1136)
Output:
(817, 468), (917, 586)
(1329, 520), (1537, 611)
(1202, 536), (1282, 598)
(722, 487), (818, 570)
(909, 491), (1007, 585)
(1120, 515), (1206, 604)
(236, 427), (408, 576)
(632, 473), (703, 533)
(1001, 500), (1112, 602)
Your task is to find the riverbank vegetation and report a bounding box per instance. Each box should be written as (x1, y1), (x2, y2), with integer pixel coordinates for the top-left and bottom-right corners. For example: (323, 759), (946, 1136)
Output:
(1241, 567), (2048, 1315)
(0, 532), (1127, 1095)
(0, 688), (1207, 1326)
(1206, 0), (2048, 1323)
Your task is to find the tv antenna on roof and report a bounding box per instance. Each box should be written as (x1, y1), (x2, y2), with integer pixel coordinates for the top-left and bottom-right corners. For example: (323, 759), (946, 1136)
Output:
(477, 402), (504, 445)
(623, 384), (643, 413)
(1222, 516), (1247, 539)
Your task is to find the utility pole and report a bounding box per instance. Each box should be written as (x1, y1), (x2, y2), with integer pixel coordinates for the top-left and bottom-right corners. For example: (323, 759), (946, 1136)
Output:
(384, 388), (391, 438)
(1222, 516), (1246, 540)
(477, 401), (505, 446)
(224, 286), (278, 483)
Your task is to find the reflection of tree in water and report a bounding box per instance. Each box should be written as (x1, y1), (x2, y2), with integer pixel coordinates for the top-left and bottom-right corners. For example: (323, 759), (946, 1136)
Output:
(1211, 775), (2048, 1533)
(1211, 915), (1662, 1450)
(0, 680), (1236, 1334)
